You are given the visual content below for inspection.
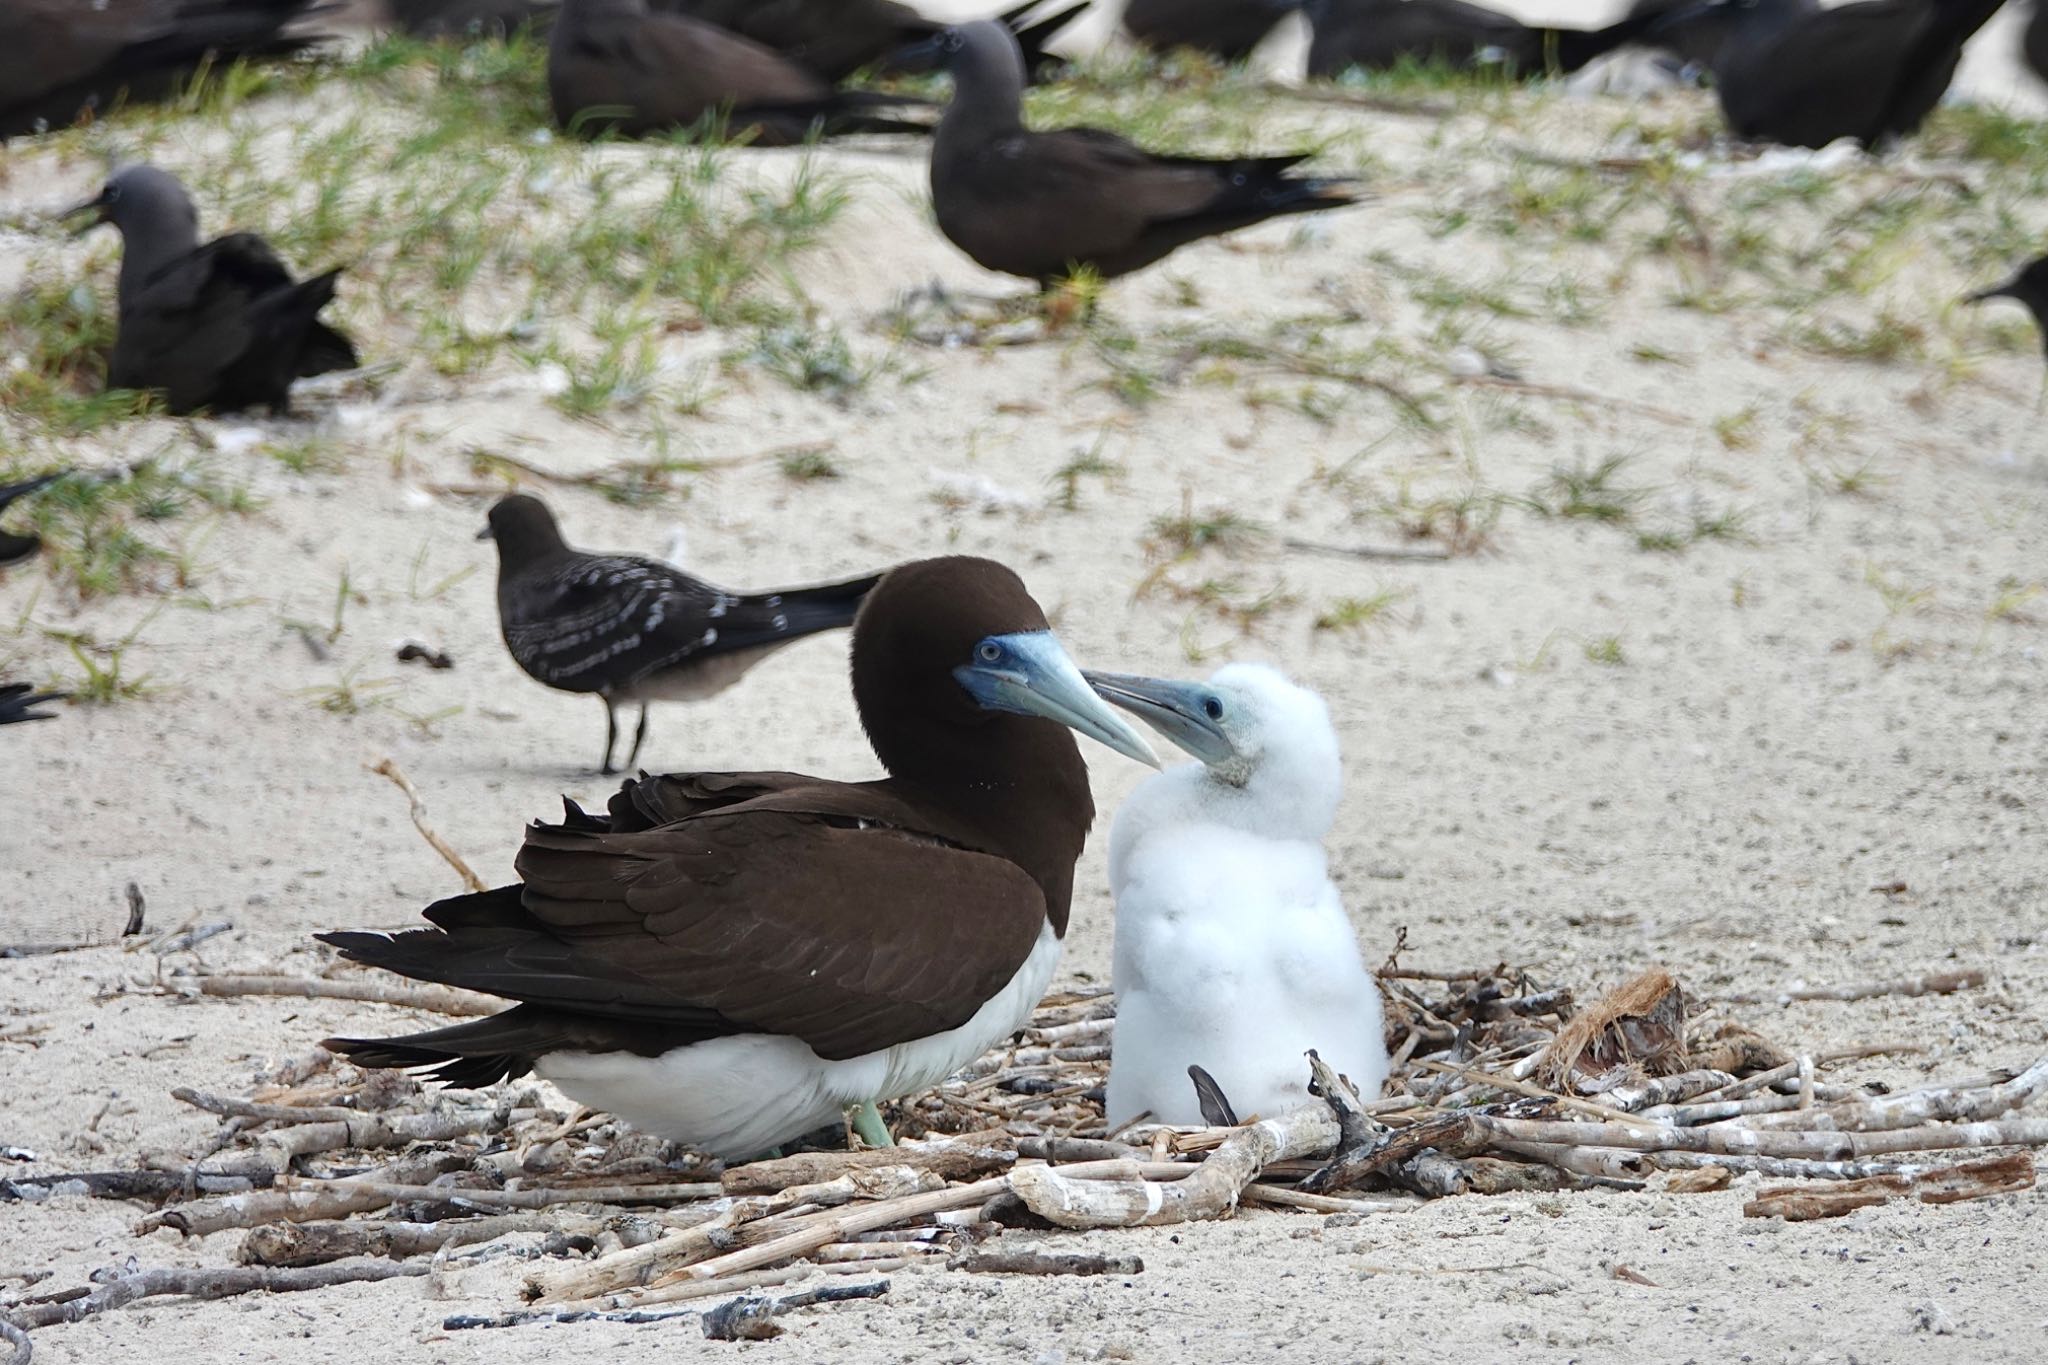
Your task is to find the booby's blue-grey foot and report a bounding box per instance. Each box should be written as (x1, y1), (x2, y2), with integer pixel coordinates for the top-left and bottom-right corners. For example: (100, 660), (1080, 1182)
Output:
(849, 1100), (895, 1149)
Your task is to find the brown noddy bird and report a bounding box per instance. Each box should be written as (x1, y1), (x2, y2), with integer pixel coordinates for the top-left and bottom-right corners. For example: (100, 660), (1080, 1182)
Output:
(1966, 255), (2048, 359)
(319, 555), (1159, 1160)
(1662, 0), (2010, 148)
(547, 0), (930, 143)
(0, 471), (69, 568)
(1123, 0), (1304, 63)
(1305, 0), (1674, 80)
(921, 21), (1357, 286)
(1, 0), (327, 140)
(61, 166), (357, 417)
(482, 493), (885, 775)
(0, 683), (66, 726)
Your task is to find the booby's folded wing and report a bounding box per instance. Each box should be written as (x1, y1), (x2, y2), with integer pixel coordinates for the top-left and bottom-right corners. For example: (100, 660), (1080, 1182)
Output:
(323, 795), (1049, 1062)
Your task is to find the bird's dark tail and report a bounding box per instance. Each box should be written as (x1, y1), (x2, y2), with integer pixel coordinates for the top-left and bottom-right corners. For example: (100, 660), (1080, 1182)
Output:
(283, 268), (358, 378)
(767, 571), (888, 637)
(1861, 0), (2011, 146)
(1008, 1), (1090, 80)
(0, 683), (65, 725)
(1547, 5), (1680, 74)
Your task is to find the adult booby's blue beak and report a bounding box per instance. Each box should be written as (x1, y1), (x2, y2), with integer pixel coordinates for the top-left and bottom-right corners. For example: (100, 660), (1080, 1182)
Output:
(1081, 671), (1236, 766)
(955, 633), (1161, 767)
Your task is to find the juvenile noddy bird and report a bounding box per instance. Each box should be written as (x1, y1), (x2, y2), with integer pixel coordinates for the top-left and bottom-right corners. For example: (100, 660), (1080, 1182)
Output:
(1966, 255), (2048, 358)
(920, 21), (1356, 286)
(0, 683), (65, 726)
(1305, 0), (1672, 80)
(1122, 0), (1304, 63)
(0, 0), (325, 139)
(0, 471), (69, 568)
(547, 0), (929, 143)
(483, 493), (884, 775)
(62, 166), (357, 416)
(1671, 0), (2010, 148)
(320, 556), (1160, 1160)
(1086, 663), (1389, 1128)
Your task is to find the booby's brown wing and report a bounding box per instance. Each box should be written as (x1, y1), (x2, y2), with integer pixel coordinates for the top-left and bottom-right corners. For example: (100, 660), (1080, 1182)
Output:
(326, 786), (1049, 1062)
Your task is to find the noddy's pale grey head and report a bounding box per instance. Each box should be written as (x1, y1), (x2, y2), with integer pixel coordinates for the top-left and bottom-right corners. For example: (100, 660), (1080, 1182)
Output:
(929, 20), (1028, 128)
(61, 165), (203, 290)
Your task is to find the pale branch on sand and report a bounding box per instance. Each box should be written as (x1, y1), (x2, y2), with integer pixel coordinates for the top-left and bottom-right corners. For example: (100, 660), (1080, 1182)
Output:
(1722, 968), (1987, 1005)
(1010, 1114), (1339, 1229)
(369, 758), (487, 894)
(1475, 1114), (2048, 1160)
(948, 1250), (1143, 1276)
(178, 974), (502, 1017)
(0, 1321), (26, 1365)
(238, 1213), (613, 1268)
(1727, 1056), (2048, 1134)
(5, 1258), (427, 1331)
(1742, 1153), (2035, 1221)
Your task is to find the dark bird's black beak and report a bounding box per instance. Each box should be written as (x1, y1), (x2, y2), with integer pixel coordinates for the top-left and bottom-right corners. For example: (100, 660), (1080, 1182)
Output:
(1965, 281), (2017, 305)
(884, 32), (947, 74)
(476, 523), (495, 541)
(57, 188), (111, 235)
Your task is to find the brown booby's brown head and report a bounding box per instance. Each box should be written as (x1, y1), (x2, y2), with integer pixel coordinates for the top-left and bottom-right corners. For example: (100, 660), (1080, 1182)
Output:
(851, 556), (1157, 794)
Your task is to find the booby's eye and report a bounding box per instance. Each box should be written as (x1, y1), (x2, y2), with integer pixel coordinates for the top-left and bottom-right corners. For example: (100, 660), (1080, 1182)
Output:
(1203, 695), (1224, 721)
(976, 640), (1003, 664)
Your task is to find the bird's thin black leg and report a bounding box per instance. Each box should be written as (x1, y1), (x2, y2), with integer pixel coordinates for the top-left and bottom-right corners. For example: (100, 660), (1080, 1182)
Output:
(601, 700), (620, 775)
(624, 704), (650, 773)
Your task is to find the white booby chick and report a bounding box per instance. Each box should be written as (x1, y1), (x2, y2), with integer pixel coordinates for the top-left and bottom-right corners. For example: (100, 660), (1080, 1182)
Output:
(1085, 662), (1389, 1128)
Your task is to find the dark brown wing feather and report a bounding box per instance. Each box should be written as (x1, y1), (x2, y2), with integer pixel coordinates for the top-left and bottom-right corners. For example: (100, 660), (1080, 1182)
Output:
(323, 787), (1048, 1063)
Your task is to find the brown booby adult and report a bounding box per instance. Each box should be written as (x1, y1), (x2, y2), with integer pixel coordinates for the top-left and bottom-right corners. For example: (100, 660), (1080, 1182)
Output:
(483, 493), (884, 774)
(62, 166), (357, 416)
(0, 0), (326, 140)
(0, 683), (65, 725)
(920, 21), (1357, 287)
(547, 0), (930, 143)
(0, 471), (69, 568)
(1123, 0), (1303, 63)
(1304, 0), (1673, 80)
(320, 556), (1159, 1159)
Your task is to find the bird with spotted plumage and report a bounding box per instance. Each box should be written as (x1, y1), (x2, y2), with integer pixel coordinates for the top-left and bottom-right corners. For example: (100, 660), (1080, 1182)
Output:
(482, 492), (884, 774)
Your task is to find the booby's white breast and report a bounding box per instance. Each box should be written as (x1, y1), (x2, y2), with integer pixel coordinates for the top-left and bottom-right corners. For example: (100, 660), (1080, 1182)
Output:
(535, 921), (1061, 1160)
(1106, 819), (1387, 1128)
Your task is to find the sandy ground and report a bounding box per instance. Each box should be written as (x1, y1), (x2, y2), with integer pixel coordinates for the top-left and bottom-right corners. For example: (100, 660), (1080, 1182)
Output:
(4, 3), (2048, 1362)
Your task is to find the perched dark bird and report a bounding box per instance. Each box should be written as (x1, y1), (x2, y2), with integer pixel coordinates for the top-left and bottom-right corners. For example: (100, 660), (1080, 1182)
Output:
(547, 0), (929, 143)
(62, 166), (356, 416)
(1122, 0), (1303, 63)
(2027, 0), (2048, 86)
(0, 470), (69, 568)
(919, 21), (1356, 286)
(660, 0), (1087, 83)
(1305, 0), (1672, 79)
(384, 0), (555, 38)
(319, 556), (1159, 1160)
(0, 0), (326, 139)
(483, 493), (884, 775)
(1966, 255), (2048, 357)
(0, 683), (65, 726)
(1671, 0), (2010, 148)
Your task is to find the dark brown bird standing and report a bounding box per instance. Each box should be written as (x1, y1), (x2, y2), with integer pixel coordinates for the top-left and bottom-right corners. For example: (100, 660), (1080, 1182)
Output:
(320, 556), (1159, 1160)
(1305, 0), (1671, 79)
(924, 21), (1356, 286)
(1966, 255), (2048, 360)
(547, 0), (928, 143)
(0, 0), (325, 139)
(62, 166), (356, 416)
(1123, 0), (1304, 63)
(483, 493), (884, 774)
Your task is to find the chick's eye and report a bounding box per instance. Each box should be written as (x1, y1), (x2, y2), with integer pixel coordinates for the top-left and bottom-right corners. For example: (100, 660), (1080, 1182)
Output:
(1203, 696), (1224, 721)
(977, 641), (1003, 664)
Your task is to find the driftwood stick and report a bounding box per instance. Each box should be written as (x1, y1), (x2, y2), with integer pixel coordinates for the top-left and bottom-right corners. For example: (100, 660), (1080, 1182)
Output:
(1011, 1110), (1338, 1230)
(370, 759), (487, 894)
(5, 1258), (427, 1330)
(239, 1213), (607, 1268)
(1600, 1070), (1740, 1113)
(603, 1258), (909, 1311)
(1477, 1115), (2048, 1159)
(1241, 1184), (1412, 1214)
(720, 1134), (1014, 1193)
(700, 1280), (891, 1340)
(1723, 968), (1987, 1005)
(1493, 1141), (1651, 1180)
(949, 1250), (1142, 1276)
(1743, 1153), (2035, 1221)
(1, 1170), (270, 1203)
(0, 1320), (24, 1365)
(184, 974), (500, 1017)
(1730, 1056), (2048, 1134)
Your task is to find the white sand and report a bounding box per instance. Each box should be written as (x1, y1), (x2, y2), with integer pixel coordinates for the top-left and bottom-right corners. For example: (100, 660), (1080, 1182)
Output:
(3, 5), (2046, 1361)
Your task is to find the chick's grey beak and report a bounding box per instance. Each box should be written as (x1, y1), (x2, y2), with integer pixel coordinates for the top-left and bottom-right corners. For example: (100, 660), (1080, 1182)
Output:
(476, 524), (494, 541)
(1965, 282), (2016, 305)
(954, 632), (1160, 768)
(1082, 670), (1236, 766)
(57, 191), (109, 235)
